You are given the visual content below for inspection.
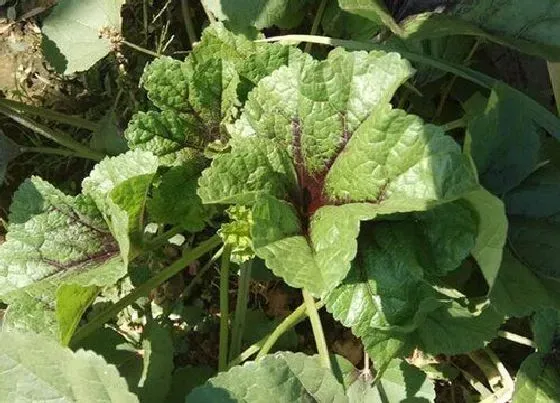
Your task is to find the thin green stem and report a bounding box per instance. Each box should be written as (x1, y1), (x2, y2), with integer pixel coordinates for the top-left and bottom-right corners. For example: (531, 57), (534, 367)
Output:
(0, 104), (104, 161)
(181, 247), (223, 301)
(70, 235), (221, 347)
(304, 0), (327, 54)
(143, 225), (182, 251)
(218, 244), (232, 372)
(229, 260), (253, 362)
(0, 99), (98, 131)
(497, 330), (536, 348)
(181, 0), (198, 47)
(302, 289), (330, 369)
(121, 40), (161, 58)
(441, 117), (467, 132)
(250, 301), (324, 363)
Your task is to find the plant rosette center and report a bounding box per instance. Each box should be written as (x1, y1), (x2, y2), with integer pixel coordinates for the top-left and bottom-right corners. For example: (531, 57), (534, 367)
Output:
(198, 48), (479, 297)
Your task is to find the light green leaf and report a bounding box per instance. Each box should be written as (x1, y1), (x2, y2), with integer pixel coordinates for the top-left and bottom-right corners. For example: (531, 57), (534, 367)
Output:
(322, 1), (382, 41)
(338, 0), (402, 35)
(462, 189), (507, 289)
(56, 284), (99, 346)
(82, 150), (159, 261)
(138, 323), (174, 403)
(464, 84), (542, 194)
(490, 251), (560, 317)
(0, 331), (138, 402)
(148, 163), (213, 232)
(219, 205), (255, 264)
(90, 110), (128, 156)
(0, 177), (126, 340)
(202, 48), (478, 296)
(0, 130), (21, 185)
(42, 0), (125, 74)
(188, 352), (349, 402)
(400, 1), (560, 60)
(347, 359), (435, 403)
(201, 0), (310, 30)
(513, 353), (560, 403)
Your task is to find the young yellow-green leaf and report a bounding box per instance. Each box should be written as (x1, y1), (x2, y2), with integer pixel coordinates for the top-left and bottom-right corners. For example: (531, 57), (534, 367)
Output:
(56, 284), (99, 346)
(201, 48), (478, 296)
(513, 353), (560, 403)
(464, 84), (542, 194)
(400, 1), (560, 60)
(188, 352), (349, 402)
(219, 205), (255, 264)
(0, 177), (126, 340)
(42, 0), (125, 74)
(346, 359), (435, 403)
(0, 331), (138, 402)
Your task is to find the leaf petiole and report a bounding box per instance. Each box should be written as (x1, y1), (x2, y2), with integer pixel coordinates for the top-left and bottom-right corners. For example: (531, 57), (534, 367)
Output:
(302, 289), (330, 369)
(229, 259), (253, 362)
(218, 244), (232, 372)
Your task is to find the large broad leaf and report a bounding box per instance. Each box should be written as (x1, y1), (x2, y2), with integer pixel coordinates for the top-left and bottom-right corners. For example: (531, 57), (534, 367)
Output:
(490, 251), (560, 317)
(464, 84), (542, 195)
(0, 177), (126, 341)
(504, 165), (560, 281)
(201, 0), (311, 30)
(200, 48), (478, 296)
(346, 359), (435, 402)
(513, 353), (560, 403)
(0, 331), (138, 402)
(82, 150), (159, 262)
(324, 215), (500, 369)
(188, 352), (350, 402)
(42, 0), (125, 74)
(532, 308), (560, 354)
(399, 1), (560, 60)
(125, 24), (303, 165)
(0, 130), (21, 185)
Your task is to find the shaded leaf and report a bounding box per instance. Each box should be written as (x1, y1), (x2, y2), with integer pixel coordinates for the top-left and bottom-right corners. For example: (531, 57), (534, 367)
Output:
(0, 130), (21, 185)
(513, 353), (560, 403)
(138, 323), (174, 403)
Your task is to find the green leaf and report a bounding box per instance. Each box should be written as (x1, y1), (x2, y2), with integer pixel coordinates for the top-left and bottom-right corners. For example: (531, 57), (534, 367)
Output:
(219, 205), (256, 264)
(0, 331), (138, 402)
(347, 359), (435, 402)
(201, 48), (478, 296)
(0, 130), (21, 185)
(464, 84), (542, 194)
(400, 1), (560, 60)
(56, 284), (99, 345)
(490, 251), (560, 317)
(201, 0), (311, 30)
(462, 189), (508, 289)
(148, 163), (213, 232)
(188, 352), (349, 402)
(42, 0), (125, 74)
(166, 366), (215, 403)
(505, 165), (560, 281)
(90, 110), (129, 156)
(338, 0), (402, 35)
(532, 308), (560, 354)
(82, 150), (159, 262)
(513, 353), (560, 403)
(138, 323), (174, 403)
(322, 1), (382, 41)
(0, 177), (126, 340)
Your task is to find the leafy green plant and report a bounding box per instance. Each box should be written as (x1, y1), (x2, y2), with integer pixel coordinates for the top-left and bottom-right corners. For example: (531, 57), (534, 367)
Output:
(1, 1), (560, 402)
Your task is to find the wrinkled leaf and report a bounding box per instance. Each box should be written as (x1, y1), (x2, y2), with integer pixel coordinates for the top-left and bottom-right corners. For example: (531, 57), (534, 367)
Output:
(188, 352), (349, 402)
(0, 331), (138, 402)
